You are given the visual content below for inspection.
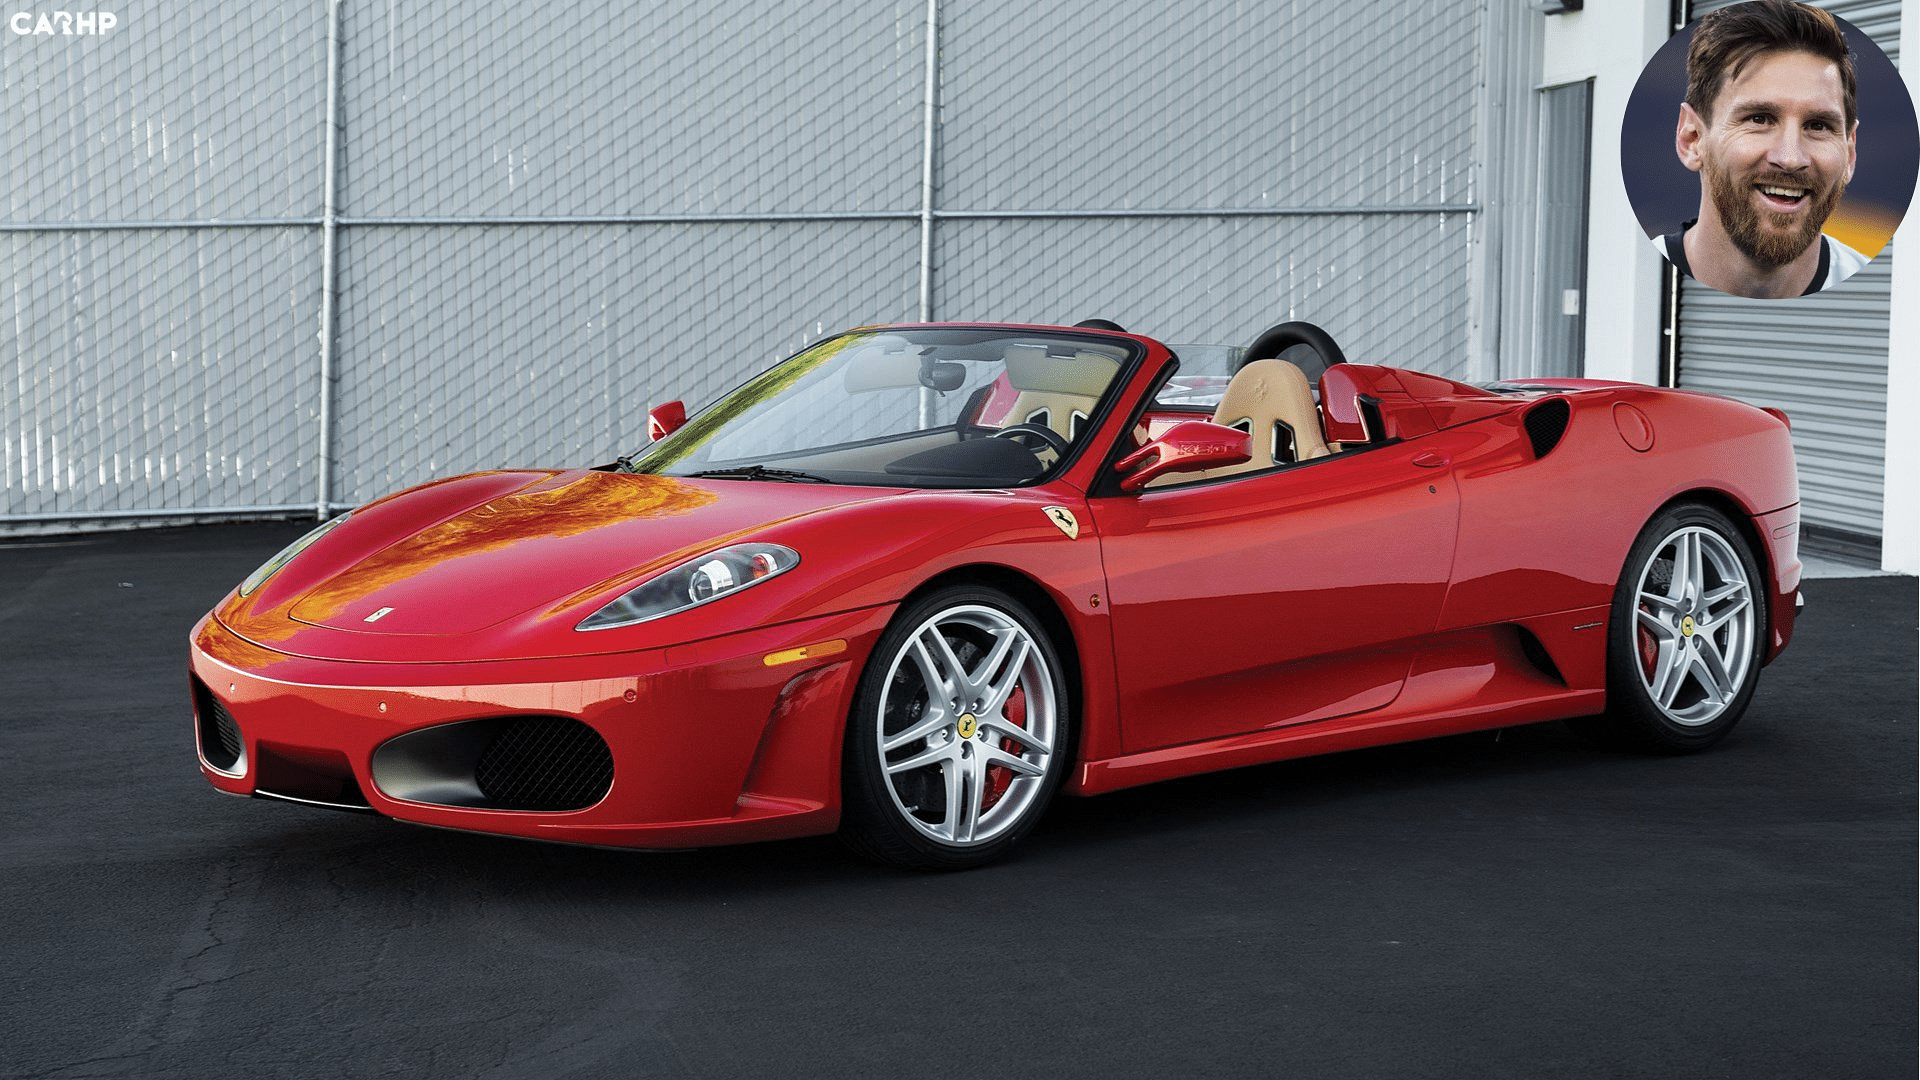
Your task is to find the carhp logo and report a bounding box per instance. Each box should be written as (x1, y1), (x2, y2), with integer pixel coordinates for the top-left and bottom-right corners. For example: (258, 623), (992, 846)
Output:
(9, 11), (118, 35)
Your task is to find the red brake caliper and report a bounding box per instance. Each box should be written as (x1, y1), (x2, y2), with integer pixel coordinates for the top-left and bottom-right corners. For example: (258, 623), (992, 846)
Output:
(1637, 604), (1660, 678)
(980, 685), (1026, 812)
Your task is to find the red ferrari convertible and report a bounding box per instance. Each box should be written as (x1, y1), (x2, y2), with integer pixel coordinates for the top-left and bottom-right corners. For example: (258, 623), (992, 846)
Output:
(190, 321), (1800, 868)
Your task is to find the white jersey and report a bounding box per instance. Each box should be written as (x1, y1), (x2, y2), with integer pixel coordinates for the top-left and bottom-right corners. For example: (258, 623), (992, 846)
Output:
(1651, 228), (1871, 296)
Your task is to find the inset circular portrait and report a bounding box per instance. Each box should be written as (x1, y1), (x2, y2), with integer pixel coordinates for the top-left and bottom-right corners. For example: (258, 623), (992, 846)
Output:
(1621, 1), (1918, 299)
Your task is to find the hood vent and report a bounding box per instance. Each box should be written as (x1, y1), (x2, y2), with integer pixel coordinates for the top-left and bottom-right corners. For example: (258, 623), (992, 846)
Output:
(1523, 399), (1571, 459)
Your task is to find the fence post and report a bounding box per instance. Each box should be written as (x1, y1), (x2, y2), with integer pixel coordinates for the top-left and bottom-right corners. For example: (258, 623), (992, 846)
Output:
(915, 0), (941, 427)
(916, 0), (940, 325)
(316, 0), (345, 520)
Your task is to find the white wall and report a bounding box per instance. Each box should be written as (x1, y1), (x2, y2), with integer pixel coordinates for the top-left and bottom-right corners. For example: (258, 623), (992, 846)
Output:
(1883, 0), (1918, 574)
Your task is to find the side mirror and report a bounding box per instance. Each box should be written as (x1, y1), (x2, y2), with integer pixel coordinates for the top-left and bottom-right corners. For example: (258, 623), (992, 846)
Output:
(1113, 420), (1251, 492)
(648, 400), (687, 441)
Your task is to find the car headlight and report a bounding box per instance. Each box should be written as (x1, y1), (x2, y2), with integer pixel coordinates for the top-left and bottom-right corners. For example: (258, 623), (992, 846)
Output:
(576, 543), (799, 631)
(238, 513), (352, 597)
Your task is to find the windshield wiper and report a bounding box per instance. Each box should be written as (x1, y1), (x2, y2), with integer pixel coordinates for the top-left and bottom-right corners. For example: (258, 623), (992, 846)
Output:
(685, 465), (832, 484)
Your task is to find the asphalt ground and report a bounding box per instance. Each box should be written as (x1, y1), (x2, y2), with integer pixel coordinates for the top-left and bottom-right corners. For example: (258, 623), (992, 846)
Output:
(2, 522), (1914, 1080)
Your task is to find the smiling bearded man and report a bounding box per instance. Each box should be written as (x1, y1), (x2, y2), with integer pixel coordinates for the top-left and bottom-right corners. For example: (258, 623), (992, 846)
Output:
(1658, 1), (1866, 298)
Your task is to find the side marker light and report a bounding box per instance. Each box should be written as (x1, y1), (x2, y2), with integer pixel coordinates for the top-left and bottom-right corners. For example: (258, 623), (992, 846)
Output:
(763, 639), (848, 667)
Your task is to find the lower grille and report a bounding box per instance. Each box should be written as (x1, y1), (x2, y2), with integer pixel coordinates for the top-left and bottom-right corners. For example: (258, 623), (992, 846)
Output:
(473, 717), (615, 811)
(254, 742), (372, 810)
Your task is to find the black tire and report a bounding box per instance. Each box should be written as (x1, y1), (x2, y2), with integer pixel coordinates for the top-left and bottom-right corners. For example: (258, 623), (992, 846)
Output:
(839, 584), (1072, 870)
(1573, 503), (1768, 752)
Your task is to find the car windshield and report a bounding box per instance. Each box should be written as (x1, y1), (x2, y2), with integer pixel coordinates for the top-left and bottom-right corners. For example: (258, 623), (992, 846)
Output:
(1155, 344), (1244, 410)
(628, 327), (1138, 488)
(1158, 341), (1349, 409)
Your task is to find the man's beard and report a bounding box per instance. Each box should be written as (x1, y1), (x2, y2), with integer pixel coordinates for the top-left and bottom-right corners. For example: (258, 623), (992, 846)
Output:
(1705, 155), (1845, 270)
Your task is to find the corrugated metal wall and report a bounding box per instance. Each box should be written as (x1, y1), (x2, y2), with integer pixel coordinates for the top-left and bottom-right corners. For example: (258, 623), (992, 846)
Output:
(1679, 262), (1893, 536)
(4, 1), (1488, 527)
(1677, 0), (1902, 547)
(1688, 2), (1901, 64)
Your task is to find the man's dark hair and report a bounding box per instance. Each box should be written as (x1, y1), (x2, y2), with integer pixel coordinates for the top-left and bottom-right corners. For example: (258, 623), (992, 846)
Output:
(1686, 1), (1857, 128)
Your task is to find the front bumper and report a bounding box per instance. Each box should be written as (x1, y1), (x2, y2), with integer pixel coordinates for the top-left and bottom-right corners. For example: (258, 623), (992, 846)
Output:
(188, 605), (892, 848)
(1753, 505), (1801, 663)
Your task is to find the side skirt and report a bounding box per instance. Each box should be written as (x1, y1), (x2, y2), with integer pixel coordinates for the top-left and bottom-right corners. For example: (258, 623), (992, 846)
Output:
(1070, 622), (1606, 796)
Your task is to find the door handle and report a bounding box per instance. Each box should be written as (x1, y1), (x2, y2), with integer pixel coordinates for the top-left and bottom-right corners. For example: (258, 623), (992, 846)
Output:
(1412, 450), (1449, 468)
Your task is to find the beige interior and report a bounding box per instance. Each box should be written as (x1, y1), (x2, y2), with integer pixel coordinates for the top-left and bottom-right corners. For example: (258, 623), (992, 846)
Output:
(1000, 345), (1117, 440)
(1205, 358), (1331, 475)
(1005, 391), (1092, 439)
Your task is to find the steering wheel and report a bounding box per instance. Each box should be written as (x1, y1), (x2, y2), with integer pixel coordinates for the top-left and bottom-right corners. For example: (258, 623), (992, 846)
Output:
(991, 423), (1071, 456)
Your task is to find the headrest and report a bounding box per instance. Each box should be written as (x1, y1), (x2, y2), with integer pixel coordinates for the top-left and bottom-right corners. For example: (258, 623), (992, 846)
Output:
(1215, 359), (1314, 420)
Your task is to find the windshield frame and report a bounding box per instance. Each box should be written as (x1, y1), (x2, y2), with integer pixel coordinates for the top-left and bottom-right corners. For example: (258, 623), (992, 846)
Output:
(623, 325), (1147, 490)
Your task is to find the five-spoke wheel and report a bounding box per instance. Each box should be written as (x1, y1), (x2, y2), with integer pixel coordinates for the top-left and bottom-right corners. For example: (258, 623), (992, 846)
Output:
(1630, 523), (1758, 724)
(1580, 504), (1767, 751)
(840, 585), (1069, 869)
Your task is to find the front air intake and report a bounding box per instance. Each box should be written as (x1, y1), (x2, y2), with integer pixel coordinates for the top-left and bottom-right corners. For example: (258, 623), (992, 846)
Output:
(1523, 398), (1571, 459)
(372, 715), (615, 812)
(192, 677), (246, 774)
(474, 717), (616, 811)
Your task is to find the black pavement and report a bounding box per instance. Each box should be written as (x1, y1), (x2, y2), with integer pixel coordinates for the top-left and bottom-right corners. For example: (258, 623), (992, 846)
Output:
(2, 522), (1914, 1079)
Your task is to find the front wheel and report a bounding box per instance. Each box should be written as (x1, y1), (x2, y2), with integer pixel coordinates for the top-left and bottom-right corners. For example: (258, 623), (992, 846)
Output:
(1576, 504), (1767, 752)
(839, 585), (1071, 869)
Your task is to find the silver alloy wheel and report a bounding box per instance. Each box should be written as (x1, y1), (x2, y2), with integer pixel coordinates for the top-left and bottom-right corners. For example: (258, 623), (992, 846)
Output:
(1630, 524), (1758, 726)
(874, 603), (1059, 847)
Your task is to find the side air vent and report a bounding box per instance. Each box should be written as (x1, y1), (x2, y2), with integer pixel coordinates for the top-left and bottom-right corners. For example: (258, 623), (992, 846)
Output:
(1513, 626), (1567, 686)
(1357, 395), (1387, 445)
(1523, 398), (1571, 459)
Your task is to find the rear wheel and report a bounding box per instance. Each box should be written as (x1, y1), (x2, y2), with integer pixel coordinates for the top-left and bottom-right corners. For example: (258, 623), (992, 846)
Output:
(839, 585), (1070, 869)
(1577, 504), (1766, 752)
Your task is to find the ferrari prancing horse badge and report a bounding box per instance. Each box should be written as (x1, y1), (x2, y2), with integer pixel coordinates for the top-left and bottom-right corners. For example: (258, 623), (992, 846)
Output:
(1043, 506), (1079, 540)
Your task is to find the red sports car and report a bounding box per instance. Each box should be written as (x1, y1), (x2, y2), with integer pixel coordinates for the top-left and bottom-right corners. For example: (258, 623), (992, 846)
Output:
(190, 321), (1800, 868)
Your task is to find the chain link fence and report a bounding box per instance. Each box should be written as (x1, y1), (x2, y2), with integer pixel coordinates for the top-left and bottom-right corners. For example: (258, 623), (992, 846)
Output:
(5, 0), (1485, 530)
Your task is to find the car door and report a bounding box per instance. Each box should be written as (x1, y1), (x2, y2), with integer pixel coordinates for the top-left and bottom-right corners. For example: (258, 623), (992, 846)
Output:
(1088, 435), (1466, 753)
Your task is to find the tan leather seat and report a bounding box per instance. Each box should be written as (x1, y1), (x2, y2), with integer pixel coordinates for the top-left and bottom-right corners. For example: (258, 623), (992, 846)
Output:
(1207, 358), (1331, 474)
(1000, 346), (1115, 441)
(1005, 389), (1093, 439)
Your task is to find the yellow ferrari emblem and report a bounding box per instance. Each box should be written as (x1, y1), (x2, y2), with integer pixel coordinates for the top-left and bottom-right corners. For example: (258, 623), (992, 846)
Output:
(1044, 506), (1079, 540)
(957, 713), (979, 739)
(1681, 616), (1696, 638)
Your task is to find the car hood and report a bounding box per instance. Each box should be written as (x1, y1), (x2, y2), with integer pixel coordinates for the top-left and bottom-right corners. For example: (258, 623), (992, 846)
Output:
(250, 469), (901, 639)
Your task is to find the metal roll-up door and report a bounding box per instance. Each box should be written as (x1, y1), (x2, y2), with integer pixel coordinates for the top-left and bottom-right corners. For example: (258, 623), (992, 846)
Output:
(1676, 0), (1900, 560)
(1678, 261), (1890, 541)
(1691, 0), (1901, 57)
